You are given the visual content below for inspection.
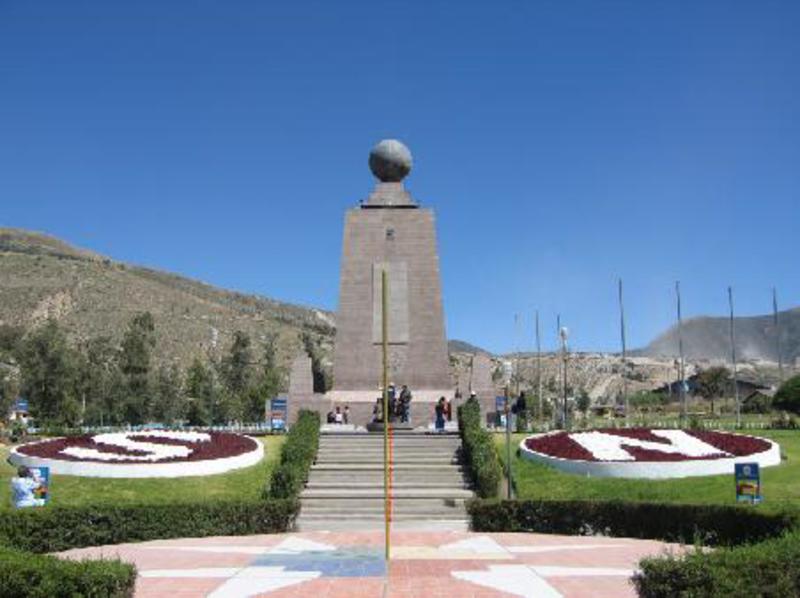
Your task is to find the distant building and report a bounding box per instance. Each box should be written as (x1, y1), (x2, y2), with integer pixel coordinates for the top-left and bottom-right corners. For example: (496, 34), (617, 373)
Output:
(9, 397), (29, 423)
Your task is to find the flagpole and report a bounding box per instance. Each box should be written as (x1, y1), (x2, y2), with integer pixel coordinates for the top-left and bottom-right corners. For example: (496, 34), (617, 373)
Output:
(536, 310), (542, 426)
(618, 279), (629, 426)
(729, 286), (740, 428)
(381, 270), (390, 561)
(676, 281), (686, 427)
(774, 288), (784, 385)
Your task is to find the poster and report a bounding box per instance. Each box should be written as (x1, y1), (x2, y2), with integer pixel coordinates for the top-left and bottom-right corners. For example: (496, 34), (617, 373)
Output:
(271, 396), (288, 432)
(495, 396), (508, 428)
(735, 462), (761, 504)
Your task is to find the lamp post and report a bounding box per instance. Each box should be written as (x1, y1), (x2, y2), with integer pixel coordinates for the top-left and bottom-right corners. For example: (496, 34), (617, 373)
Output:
(560, 326), (569, 430)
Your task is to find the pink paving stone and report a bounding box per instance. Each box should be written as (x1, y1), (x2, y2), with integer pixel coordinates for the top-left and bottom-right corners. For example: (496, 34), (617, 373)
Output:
(546, 576), (639, 598)
(55, 530), (681, 598)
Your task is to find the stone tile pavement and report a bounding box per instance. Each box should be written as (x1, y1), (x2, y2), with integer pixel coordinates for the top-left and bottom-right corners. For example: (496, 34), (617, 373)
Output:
(58, 530), (687, 597)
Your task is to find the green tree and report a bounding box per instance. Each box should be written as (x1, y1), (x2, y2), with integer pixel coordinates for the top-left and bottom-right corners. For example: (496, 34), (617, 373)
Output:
(774, 374), (800, 415)
(695, 366), (732, 414)
(184, 358), (214, 425)
(301, 331), (330, 393)
(576, 389), (591, 416)
(17, 320), (81, 426)
(119, 312), (156, 424)
(152, 364), (183, 423)
(221, 331), (253, 396)
(77, 336), (121, 426)
(243, 333), (285, 422)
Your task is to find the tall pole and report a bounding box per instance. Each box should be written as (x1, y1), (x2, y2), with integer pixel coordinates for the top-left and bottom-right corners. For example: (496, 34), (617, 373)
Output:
(618, 279), (629, 425)
(381, 270), (390, 561)
(505, 385), (512, 499)
(560, 325), (569, 430)
(774, 288), (784, 385)
(676, 281), (686, 426)
(729, 286), (740, 428)
(555, 314), (561, 428)
(514, 313), (521, 397)
(536, 310), (543, 425)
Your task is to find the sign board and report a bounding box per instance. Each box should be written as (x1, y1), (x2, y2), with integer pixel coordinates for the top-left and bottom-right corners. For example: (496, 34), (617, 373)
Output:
(271, 396), (288, 432)
(13, 398), (29, 413)
(735, 462), (761, 504)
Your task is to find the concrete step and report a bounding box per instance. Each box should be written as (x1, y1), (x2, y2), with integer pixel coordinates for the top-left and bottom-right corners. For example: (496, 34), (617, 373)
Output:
(305, 481), (470, 490)
(311, 463), (465, 472)
(308, 471), (467, 486)
(314, 457), (460, 465)
(299, 499), (466, 512)
(300, 487), (473, 499)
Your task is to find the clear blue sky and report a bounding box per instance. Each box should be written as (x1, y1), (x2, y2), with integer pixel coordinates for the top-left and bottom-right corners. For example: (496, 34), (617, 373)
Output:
(1, 1), (798, 354)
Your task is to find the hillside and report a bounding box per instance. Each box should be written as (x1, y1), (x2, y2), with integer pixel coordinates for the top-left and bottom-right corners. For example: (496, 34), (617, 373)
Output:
(0, 228), (335, 368)
(640, 309), (800, 364)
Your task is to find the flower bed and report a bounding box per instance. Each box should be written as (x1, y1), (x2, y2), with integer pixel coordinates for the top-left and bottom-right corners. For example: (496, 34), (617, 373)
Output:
(9, 431), (264, 478)
(520, 428), (781, 479)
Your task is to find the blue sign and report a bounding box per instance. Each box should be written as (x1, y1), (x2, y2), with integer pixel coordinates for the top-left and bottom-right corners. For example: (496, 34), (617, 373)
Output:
(13, 398), (29, 412)
(495, 396), (508, 427)
(271, 396), (288, 432)
(735, 462), (761, 504)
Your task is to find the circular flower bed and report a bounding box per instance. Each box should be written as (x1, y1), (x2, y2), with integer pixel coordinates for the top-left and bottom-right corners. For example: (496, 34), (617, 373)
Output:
(9, 431), (264, 478)
(520, 428), (780, 479)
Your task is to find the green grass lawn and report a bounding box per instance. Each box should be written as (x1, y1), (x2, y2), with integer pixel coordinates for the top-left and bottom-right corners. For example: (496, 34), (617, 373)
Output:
(496, 430), (800, 511)
(0, 435), (284, 510)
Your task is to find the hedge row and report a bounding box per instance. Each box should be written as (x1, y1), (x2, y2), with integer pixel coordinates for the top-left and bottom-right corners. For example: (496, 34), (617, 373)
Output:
(634, 530), (800, 598)
(0, 545), (136, 598)
(459, 398), (502, 498)
(265, 409), (320, 499)
(0, 499), (299, 554)
(467, 499), (798, 547)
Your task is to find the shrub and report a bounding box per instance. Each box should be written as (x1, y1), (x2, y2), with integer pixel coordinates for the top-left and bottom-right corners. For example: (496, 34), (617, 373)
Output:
(634, 530), (800, 598)
(467, 499), (798, 547)
(773, 374), (800, 415)
(0, 500), (298, 553)
(459, 397), (502, 498)
(0, 545), (136, 598)
(770, 411), (799, 430)
(265, 409), (320, 499)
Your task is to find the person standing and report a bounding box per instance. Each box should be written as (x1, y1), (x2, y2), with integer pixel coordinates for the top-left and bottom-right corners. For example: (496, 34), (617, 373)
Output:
(399, 385), (412, 423)
(435, 397), (446, 433)
(343, 405), (350, 425)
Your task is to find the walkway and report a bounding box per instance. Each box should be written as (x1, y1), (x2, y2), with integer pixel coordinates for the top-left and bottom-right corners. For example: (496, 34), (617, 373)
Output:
(58, 530), (685, 597)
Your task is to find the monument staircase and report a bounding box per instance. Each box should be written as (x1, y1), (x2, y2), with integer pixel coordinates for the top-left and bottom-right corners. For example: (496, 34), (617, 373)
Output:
(296, 430), (472, 531)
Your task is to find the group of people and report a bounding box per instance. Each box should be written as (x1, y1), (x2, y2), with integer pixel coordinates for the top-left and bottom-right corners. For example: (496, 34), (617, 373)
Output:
(372, 383), (413, 424)
(326, 405), (350, 425)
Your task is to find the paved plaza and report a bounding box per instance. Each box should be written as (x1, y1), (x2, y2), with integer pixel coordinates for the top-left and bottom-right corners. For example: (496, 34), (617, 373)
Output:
(59, 530), (686, 597)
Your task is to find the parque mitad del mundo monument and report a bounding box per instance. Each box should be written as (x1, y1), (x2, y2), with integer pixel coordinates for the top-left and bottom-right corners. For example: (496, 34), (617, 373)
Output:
(287, 139), (495, 427)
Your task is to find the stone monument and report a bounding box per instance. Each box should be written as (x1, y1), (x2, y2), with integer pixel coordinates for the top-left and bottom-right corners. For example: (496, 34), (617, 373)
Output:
(327, 140), (452, 423)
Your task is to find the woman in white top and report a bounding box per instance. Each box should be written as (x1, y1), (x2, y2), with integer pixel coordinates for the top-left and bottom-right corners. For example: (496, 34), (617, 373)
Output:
(11, 466), (45, 508)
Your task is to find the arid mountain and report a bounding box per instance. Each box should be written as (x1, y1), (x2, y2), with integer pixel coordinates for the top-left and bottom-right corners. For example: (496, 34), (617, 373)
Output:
(0, 228), (335, 368)
(1, 227), (796, 403)
(639, 309), (800, 364)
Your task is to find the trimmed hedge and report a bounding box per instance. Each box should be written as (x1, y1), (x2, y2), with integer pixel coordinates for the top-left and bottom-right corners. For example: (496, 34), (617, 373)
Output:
(634, 530), (800, 598)
(467, 499), (798, 547)
(265, 409), (320, 499)
(0, 500), (299, 554)
(0, 545), (136, 598)
(459, 397), (502, 498)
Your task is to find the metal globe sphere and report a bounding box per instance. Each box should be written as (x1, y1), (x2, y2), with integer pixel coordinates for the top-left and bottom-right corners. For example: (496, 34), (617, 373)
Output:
(368, 139), (412, 182)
